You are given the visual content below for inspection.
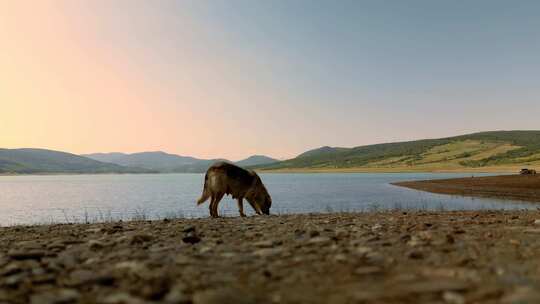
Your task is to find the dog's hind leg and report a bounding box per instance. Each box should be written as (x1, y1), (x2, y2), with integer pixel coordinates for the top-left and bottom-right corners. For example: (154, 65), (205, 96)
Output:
(209, 195), (216, 218)
(211, 192), (225, 218)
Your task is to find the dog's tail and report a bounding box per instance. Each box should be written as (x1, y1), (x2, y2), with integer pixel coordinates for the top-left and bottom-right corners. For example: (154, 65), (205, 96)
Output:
(197, 172), (210, 205)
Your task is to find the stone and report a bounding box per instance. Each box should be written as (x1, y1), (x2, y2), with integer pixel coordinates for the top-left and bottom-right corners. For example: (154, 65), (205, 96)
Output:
(182, 235), (201, 244)
(253, 248), (283, 257)
(30, 289), (80, 304)
(130, 233), (153, 245)
(182, 226), (196, 233)
(354, 266), (383, 275)
(443, 291), (465, 304)
(165, 289), (191, 304)
(88, 240), (106, 250)
(101, 292), (146, 304)
(8, 250), (47, 260)
(192, 288), (259, 304)
(308, 236), (331, 245)
(67, 269), (114, 286)
(407, 250), (424, 259)
(253, 240), (276, 248)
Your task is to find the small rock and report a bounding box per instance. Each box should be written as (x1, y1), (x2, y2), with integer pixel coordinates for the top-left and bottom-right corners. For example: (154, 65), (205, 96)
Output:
(165, 288), (191, 304)
(333, 253), (348, 262)
(253, 248), (283, 257)
(88, 240), (106, 250)
(130, 233), (153, 245)
(101, 292), (145, 304)
(308, 236), (331, 245)
(192, 288), (258, 304)
(30, 289), (80, 304)
(114, 261), (148, 275)
(182, 226), (196, 233)
(354, 266), (383, 275)
(8, 250), (47, 260)
(407, 250), (424, 259)
(182, 235), (201, 244)
(534, 219), (540, 225)
(85, 228), (103, 234)
(67, 269), (114, 286)
(174, 254), (192, 265)
(501, 286), (540, 303)
(0, 262), (23, 276)
(355, 246), (373, 257)
(4, 273), (26, 286)
(443, 291), (465, 304)
(253, 240), (276, 248)
(400, 279), (469, 293)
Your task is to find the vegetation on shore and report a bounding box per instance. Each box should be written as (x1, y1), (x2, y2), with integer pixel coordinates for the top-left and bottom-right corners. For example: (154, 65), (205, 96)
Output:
(256, 130), (540, 172)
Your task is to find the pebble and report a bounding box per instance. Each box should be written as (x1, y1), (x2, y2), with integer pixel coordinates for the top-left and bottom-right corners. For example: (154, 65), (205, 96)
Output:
(130, 233), (153, 245)
(354, 266), (383, 275)
(308, 236), (331, 245)
(30, 289), (80, 304)
(253, 248), (283, 257)
(182, 235), (201, 244)
(101, 292), (146, 304)
(443, 291), (465, 304)
(8, 250), (47, 260)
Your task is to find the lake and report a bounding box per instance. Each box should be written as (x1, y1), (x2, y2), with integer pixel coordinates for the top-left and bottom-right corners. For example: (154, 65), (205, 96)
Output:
(0, 173), (536, 226)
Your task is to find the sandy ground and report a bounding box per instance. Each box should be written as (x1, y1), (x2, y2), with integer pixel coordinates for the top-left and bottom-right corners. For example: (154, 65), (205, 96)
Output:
(394, 174), (540, 203)
(3, 211), (540, 303)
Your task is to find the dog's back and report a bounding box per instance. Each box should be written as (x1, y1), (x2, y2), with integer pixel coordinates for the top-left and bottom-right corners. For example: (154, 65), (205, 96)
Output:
(197, 162), (256, 203)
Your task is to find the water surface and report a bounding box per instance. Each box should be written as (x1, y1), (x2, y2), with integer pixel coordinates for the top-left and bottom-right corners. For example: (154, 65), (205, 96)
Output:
(0, 173), (535, 226)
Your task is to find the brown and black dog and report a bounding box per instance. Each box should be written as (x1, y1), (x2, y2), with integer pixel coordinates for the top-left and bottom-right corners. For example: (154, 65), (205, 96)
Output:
(197, 162), (272, 218)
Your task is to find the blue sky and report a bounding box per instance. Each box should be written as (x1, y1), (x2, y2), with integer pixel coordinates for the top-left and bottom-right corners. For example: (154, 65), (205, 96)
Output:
(2, 0), (539, 159)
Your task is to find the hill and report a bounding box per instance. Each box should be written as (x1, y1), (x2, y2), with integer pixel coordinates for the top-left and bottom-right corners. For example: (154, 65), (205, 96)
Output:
(256, 130), (540, 172)
(84, 152), (277, 173)
(235, 155), (279, 167)
(0, 149), (153, 174)
(83, 152), (202, 172)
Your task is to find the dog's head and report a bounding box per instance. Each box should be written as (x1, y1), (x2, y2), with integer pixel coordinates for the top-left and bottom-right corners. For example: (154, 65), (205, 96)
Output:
(250, 175), (272, 215)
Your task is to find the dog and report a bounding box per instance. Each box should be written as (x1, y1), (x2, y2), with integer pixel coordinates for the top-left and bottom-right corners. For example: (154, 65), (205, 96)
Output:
(197, 162), (272, 218)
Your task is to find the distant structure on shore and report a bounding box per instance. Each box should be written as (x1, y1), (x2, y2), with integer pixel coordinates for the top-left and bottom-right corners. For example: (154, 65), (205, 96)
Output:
(520, 168), (537, 175)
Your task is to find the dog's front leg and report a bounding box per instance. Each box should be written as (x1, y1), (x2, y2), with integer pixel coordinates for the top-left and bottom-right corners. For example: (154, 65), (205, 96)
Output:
(237, 198), (246, 217)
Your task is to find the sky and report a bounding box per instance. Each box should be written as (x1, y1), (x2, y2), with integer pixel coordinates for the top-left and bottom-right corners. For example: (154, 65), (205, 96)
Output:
(1, 0), (539, 160)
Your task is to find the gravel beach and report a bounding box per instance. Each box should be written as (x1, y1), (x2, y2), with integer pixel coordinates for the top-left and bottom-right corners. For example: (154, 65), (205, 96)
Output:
(3, 211), (540, 303)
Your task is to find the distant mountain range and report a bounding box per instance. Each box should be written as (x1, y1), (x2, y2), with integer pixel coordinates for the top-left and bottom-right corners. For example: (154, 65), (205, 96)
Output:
(3, 130), (539, 174)
(254, 130), (540, 172)
(0, 149), (278, 174)
(83, 152), (279, 173)
(0, 149), (153, 174)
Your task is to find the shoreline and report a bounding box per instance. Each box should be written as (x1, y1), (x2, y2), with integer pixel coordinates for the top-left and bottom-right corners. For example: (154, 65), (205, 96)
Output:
(258, 166), (524, 174)
(394, 174), (540, 203)
(3, 211), (540, 303)
(0, 168), (519, 176)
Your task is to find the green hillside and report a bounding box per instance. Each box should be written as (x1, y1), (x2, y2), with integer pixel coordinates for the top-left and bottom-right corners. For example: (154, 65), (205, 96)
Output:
(256, 131), (540, 172)
(0, 149), (153, 174)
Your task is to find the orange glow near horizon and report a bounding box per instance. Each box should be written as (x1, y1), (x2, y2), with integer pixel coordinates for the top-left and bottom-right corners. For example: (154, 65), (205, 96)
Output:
(0, 2), (292, 160)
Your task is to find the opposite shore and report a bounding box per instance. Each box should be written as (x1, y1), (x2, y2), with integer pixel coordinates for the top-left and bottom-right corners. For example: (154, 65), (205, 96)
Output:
(394, 174), (540, 203)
